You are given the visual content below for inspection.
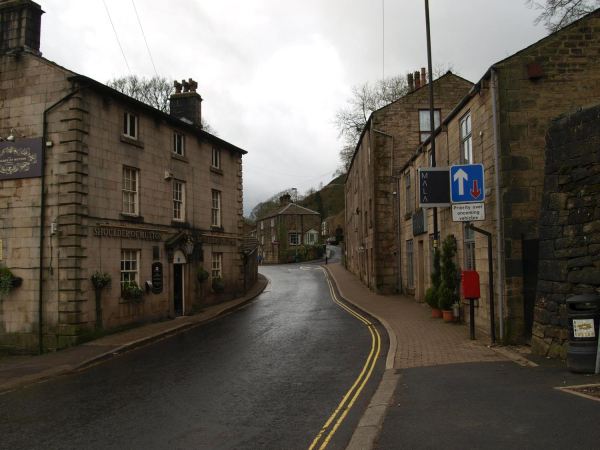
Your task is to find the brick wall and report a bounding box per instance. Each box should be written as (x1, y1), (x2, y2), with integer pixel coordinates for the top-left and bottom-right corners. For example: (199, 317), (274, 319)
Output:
(531, 102), (600, 358)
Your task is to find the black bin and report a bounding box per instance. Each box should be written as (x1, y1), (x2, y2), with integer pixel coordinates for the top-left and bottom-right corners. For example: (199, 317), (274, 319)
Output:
(566, 294), (600, 373)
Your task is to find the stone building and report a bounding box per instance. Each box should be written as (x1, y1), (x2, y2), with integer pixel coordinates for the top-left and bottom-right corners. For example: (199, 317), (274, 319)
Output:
(345, 71), (473, 292)
(398, 9), (600, 345)
(256, 194), (321, 264)
(0, 0), (249, 352)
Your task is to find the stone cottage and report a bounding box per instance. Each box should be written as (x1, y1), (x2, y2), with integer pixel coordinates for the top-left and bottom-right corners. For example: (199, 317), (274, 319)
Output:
(256, 194), (321, 264)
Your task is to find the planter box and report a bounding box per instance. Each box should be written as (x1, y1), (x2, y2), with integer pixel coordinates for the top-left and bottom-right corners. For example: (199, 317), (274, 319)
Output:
(11, 277), (23, 288)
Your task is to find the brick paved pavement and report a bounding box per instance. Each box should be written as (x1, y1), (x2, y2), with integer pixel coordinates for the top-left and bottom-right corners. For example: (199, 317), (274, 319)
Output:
(325, 263), (505, 369)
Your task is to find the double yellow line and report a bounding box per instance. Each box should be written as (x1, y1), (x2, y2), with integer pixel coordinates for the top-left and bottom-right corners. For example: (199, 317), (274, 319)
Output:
(309, 268), (381, 450)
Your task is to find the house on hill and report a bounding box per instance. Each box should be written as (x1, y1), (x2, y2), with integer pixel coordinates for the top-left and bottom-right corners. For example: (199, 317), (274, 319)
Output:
(256, 194), (321, 264)
(0, 0), (249, 352)
(345, 70), (473, 292)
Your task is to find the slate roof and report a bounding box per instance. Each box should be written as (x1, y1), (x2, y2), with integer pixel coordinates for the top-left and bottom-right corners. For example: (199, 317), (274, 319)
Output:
(257, 202), (320, 220)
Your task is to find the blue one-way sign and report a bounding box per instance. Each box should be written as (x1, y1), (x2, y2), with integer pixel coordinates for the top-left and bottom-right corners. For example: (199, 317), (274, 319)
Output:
(450, 164), (484, 203)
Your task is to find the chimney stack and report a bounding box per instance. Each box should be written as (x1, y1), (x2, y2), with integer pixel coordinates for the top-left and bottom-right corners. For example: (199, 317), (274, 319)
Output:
(279, 193), (292, 206)
(421, 67), (427, 87)
(170, 78), (203, 127)
(0, 0), (44, 56)
(407, 73), (414, 91)
(414, 71), (421, 89)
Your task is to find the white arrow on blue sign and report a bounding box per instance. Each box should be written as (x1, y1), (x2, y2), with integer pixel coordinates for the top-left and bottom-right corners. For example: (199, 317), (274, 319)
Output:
(450, 164), (485, 203)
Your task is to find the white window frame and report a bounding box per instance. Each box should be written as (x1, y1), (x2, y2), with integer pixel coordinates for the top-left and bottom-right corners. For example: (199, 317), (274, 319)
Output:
(174, 132), (184, 156)
(211, 190), (221, 227)
(261, 220), (264, 230)
(270, 218), (274, 227)
(305, 230), (318, 245)
(122, 167), (138, 215)
(460, 112), (473, 164)
(121, 249), (139, 288)
(271, 234), (277, 243)
(212, 148), (221, 169)
(465, 225), (476, 270)
(419, 109), (441, 143)
(211, 253), (222, 278)
(261, 235), (264, 245)
(173, 181), (185, 222)
(289, 233), (300, 246)
(124, 111), (137, 140)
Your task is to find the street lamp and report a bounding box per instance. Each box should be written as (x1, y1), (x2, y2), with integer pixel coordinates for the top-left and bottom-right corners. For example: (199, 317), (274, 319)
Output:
(185, 236), (195, 257)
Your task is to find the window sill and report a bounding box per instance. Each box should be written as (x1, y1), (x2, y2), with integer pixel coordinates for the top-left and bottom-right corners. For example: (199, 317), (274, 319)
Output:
(172, 153), (189, 163)
(121, 135), (144, 148)
(119, 297), (144, 304)
(172, 221), (190, 228)
(210, 167), (224, 175)
(120, 214), (144, 223)
(211, 226), (225, 232)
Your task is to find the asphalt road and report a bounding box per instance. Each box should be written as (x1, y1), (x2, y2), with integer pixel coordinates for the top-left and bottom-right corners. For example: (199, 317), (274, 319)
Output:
(0, 263), (387, 450)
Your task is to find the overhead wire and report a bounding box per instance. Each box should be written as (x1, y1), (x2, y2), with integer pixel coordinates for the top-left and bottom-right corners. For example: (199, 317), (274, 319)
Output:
(244, 170), (337, 202)
(131, 0), (159, 78)
(103, 0), (132, 76)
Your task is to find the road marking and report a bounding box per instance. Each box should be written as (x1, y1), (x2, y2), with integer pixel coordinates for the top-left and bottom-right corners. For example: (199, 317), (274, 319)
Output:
(309, 269), (381, 450)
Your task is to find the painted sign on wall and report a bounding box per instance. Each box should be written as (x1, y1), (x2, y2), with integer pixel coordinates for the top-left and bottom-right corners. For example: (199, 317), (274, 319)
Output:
(0, 138), (43, 180)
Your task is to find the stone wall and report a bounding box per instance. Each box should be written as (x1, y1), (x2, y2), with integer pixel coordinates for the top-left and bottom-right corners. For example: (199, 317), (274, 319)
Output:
(531, 102), (600, 358)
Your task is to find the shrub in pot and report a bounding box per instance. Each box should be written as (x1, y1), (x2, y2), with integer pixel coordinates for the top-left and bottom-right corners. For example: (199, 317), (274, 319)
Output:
(91, 270), (111, 291)
(196, 267), (209, 283)
(0, 266), (17, 298)
(212, 276), (225, 293)
(122, 281), (143, 300)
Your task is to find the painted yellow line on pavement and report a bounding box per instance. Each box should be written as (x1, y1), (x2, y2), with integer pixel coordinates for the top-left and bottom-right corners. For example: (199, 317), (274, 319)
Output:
(309, 268), (381, 450)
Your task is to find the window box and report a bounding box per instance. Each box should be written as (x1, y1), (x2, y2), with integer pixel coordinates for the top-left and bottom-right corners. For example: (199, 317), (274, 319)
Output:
(120, 135), (144, 148)
(172, 154), (189, 163)
(210, 167), (224, 175)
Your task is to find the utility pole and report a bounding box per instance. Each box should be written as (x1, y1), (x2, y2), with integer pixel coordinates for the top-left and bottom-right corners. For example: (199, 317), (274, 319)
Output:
(425, 0), (438, 249)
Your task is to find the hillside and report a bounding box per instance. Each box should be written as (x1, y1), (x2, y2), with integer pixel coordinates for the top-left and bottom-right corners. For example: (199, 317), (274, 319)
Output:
(299, 174), (345, 218)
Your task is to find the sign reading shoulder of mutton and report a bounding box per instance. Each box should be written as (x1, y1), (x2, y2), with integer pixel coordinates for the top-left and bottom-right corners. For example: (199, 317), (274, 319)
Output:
(418, 167), (450, 208)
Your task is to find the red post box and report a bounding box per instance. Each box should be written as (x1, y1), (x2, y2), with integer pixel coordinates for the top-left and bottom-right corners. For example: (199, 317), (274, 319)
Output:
(461, 270), (480, 299)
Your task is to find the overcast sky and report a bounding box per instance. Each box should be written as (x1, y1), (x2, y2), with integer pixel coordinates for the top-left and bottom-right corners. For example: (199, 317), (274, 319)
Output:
(40, 0), (547, 216)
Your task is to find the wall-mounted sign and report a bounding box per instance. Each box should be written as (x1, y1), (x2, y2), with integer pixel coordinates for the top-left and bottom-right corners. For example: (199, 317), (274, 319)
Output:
(93, 226), (163, 240)
(198, 234), (238, 246)
(151, 262), (163, 294)
(418, 167), (450, 207)
(0, 138), (43, 180)
(412, 209), (428, 236)
(452, 203), (486, 222)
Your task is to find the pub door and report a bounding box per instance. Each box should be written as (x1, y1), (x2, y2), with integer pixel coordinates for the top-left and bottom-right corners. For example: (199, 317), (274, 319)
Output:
(174, 264), (183, 314)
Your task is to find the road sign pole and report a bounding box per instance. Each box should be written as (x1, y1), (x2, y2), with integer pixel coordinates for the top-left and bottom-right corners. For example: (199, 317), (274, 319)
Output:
(425, 0), (438, 248)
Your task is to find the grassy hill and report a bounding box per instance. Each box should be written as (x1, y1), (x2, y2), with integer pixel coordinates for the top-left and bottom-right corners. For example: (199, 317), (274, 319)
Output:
(299, 174), (345, 218)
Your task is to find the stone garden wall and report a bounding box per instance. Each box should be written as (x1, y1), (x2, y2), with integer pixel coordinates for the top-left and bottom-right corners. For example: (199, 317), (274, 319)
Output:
(532, 102), (600, 358)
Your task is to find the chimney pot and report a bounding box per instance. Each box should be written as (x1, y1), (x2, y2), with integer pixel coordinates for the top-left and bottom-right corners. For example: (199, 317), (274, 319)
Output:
(170, 78), (203, 126)
(407, 73), (414, 91)
(279, 194), (292, 206)
(414, 71), (421, 89)
(0, 0), (44, 56)
(421, 67), (427, 86)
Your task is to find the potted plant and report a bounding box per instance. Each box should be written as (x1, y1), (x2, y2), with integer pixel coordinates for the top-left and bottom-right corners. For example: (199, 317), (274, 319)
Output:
(122, 280), (143, 301)
(196, 267), (209, 283)
(0, 266), (21, 298)
(91, 270), (111, 291)
(212, 276), (225, 293)
(438, 235), (459, 323)
(426, 247), (442, 318)
(452, 301), (461, 321)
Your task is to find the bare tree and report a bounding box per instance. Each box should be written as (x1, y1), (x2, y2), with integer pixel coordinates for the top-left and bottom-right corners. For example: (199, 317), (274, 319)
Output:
(333, 64), (455, 175)
(526, 0), (599, 33)
(107, 75), (217, 134)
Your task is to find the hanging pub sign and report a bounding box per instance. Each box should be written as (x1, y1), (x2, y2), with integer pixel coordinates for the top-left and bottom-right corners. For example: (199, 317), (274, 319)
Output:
(0, 138), (43, 180)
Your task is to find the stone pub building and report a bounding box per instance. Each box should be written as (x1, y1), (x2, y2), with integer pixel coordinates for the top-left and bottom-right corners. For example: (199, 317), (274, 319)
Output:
(0, 0), (252, 352)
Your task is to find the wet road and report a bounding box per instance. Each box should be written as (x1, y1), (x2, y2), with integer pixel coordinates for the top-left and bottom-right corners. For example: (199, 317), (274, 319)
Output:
(1, 264), (387, 449)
